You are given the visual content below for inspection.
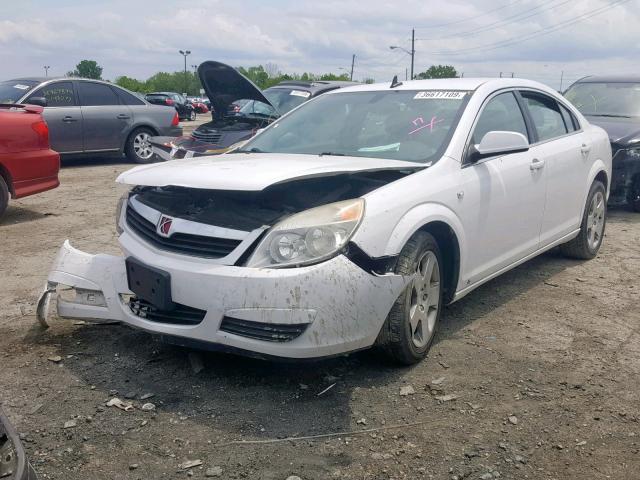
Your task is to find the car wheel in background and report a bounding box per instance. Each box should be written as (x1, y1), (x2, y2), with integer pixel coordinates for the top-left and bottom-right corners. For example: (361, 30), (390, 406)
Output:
(125, 128), (157, 164)
(378, 231), (443, 365)
(189, 109), (196, 121)
(561, 180), (607, 259)
(629, 175), (640, 213)
(0, 175), (8, 218)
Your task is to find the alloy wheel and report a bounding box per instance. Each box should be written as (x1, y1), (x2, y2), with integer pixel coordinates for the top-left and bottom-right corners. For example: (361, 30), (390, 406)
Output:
(586, 190), (605, 250)
(407, 250), (440, 349)
(133, 132), (153, 160)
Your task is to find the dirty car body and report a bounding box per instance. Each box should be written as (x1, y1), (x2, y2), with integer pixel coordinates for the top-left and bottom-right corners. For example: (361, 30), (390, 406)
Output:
(151, 61), (355, 160)
(39, 78), (612, 362)
(564, 75), (640, 211)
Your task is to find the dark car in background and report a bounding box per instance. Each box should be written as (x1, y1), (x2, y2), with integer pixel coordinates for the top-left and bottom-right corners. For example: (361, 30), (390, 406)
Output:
(145, 92), (196, 121)
(0, 78), (182, 163)
(151, 61), (356, 160)
(564, 75), (640, 211)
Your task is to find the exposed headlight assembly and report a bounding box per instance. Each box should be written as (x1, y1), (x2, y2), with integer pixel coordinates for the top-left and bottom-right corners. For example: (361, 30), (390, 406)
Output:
(115, 188), (131, 235)
(247, 199), (365, 268)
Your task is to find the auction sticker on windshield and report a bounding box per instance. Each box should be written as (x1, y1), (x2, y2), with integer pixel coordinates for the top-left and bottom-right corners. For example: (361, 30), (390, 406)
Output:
(290, 90), (311, 98)
(414, 91), (467, 100)
(13, 84), (30, 90)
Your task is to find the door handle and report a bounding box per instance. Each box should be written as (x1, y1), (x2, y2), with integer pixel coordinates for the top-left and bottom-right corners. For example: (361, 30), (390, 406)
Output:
(581, 143), (591, 155)
(530, 158), (545, 171)
(117, 114), (130, 120)
(62, 116), (77, 123)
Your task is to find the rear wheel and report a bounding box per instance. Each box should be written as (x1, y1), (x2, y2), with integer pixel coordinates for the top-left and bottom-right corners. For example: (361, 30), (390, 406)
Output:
(560, 180), (607, 259)
(125, 128), (156, 164)
(0, 175), (8, 218)
(378, 231), (443, 365)
(189, 109), (196, 121)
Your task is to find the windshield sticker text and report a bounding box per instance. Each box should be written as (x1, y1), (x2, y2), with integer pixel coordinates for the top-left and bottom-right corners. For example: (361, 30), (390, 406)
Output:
(414, 91), (467, 100)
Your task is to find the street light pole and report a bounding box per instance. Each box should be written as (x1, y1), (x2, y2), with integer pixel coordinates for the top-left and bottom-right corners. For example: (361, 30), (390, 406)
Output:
(350, 54), (355, 81)
(44, 65), (50, 77)
(179, 50), (191, 95)
(390, 29), (415, 80)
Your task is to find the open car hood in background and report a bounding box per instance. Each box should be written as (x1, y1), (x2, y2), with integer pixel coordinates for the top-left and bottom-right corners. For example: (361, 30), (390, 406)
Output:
(198, 61), (274, 117)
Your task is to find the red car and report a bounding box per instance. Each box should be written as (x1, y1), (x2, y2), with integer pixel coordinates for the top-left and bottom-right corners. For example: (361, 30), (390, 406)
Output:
(0, 104), (60, 218)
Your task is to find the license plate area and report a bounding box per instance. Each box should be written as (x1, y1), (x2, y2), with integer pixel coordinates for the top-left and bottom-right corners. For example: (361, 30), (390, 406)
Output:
(125, 257), (174, 311)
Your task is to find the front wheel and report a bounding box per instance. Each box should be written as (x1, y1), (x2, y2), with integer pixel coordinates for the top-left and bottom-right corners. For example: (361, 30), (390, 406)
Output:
(0, 175), (9, 219)
(125, 128), (156, 164)
(189, 109), (196, 121)
(377, 231), (443, 365)
(629, 175), (640, 213)
(560, 180), (607, 259)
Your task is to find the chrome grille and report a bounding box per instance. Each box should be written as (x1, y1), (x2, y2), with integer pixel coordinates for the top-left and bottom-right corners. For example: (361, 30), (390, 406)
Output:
(191, 129), (223, 144)
(125, 205), (242, 259)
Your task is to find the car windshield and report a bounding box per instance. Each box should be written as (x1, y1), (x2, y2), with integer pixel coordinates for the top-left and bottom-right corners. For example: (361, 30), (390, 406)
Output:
(238, 87), (311, 118)
(238, 89), (469, 163)
(0, 80), (39, 103)
(564, 82), (640, 117)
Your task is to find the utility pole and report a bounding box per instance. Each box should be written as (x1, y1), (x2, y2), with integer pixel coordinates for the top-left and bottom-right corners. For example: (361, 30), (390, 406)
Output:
(349, 54), (355, 81)
(405, 68), (408, 81)
(410, 28), (415, 80)
(179, 50), (191, 95)
(559, 70), (564, 92)
(44, 65), (50, 77)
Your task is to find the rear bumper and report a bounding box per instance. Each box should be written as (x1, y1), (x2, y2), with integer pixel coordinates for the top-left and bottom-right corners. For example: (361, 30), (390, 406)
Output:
(39, 239), (407, 359)
(0, 149), (59, 199)
(0, 408), (38, 479)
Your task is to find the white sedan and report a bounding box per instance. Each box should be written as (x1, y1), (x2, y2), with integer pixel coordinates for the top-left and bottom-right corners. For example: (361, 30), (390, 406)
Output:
(38, 78), (611, 365)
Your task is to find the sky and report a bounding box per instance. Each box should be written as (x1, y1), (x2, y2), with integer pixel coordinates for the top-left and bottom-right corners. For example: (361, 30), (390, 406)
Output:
(1, 0), (638, 90)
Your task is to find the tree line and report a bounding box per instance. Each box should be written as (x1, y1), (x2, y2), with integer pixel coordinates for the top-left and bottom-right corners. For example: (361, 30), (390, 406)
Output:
(66, 60), (458, 96)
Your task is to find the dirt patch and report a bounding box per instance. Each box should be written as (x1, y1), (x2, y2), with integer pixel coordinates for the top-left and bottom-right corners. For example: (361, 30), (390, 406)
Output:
(1, 158), (639, 479)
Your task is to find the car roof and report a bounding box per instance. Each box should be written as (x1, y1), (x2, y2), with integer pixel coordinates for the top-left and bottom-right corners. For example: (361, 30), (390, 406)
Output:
(326, 77), (556, 94)
(572, 75), (640, 83)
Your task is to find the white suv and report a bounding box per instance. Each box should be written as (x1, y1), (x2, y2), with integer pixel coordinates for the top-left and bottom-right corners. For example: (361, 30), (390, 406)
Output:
(38, 78), (611, 365)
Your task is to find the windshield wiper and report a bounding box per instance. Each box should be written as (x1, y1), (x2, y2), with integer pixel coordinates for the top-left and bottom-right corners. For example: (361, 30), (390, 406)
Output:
(318, 152), (345, 157)
(237, 147), (265, 153)
(589, 113), (633, 118)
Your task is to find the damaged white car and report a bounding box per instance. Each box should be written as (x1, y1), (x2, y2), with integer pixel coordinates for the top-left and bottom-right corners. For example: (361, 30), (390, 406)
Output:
(38, 78), (612, 364)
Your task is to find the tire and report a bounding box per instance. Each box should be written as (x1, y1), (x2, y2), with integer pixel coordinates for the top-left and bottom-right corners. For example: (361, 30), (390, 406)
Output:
(629, 175), (640, 213)
(378, 231), (444, 365)
(0, 175), (9, 218)
(125, 128), (156, 164)
(189, 109), (196, 121)
(560, 180), (607, 259)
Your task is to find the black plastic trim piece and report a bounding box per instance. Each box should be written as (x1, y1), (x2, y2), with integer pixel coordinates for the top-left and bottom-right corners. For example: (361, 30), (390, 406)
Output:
(344, 242), (398, 275)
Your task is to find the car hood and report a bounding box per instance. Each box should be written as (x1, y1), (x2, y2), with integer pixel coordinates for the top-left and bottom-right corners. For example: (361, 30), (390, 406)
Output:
(585, 115), (640, 146)
(117, 153), (424, 191)
(198, 61), (274, 118)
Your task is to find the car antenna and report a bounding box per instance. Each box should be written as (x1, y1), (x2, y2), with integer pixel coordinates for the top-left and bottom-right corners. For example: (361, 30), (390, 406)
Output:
(390, 75), (403, 88)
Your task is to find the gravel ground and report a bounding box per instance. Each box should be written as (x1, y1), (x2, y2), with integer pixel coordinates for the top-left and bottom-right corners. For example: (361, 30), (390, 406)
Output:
(1, 149), (639, 480)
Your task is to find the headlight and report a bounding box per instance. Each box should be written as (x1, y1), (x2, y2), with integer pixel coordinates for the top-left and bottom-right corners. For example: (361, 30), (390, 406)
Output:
(246, 199), (365, 268)
(115, 189), (130, 235)
(627, 147), (640, 158)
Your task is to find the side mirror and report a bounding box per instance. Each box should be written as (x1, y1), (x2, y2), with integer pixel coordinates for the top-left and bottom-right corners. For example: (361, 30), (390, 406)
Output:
(469, 131), (529, 163)
(27, 96), (47, 107)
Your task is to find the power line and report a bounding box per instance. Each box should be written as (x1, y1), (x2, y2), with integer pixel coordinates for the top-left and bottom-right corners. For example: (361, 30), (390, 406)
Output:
(414, 0), (528, 29)
(430, 0), (630, 56)
(416, 0), (573, 41)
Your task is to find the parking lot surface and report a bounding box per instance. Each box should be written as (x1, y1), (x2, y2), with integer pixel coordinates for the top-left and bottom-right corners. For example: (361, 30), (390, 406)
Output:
(1, 153), (639, 479)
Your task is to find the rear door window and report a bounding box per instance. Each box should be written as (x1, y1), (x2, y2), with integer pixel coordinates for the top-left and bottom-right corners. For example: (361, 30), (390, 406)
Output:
(77, 82), (120, 106)
(559, 103), (579, 132)
(114, 87), (145, 105)
(521, 92), (568, 142)
(28, 81), (76, 107)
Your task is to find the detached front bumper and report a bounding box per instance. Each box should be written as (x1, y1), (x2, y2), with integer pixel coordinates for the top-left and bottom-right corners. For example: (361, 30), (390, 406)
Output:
(38, 241), (407, 359)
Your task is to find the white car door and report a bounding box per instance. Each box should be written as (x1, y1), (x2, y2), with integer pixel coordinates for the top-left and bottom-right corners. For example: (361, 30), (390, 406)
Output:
(519, 91), (590, 245)
(457, 91), (547, 287)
